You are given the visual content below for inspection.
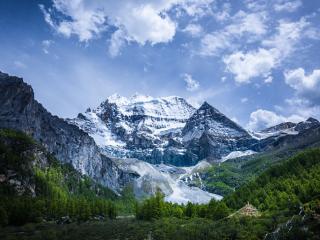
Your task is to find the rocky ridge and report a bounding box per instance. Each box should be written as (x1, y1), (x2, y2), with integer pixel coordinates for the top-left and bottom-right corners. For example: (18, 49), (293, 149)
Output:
(0, 72), (131, 192)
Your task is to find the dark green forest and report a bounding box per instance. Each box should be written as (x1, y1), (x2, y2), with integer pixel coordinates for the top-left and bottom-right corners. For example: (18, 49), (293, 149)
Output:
(1, 129), (320, 239)
(0, 129), (136, 226)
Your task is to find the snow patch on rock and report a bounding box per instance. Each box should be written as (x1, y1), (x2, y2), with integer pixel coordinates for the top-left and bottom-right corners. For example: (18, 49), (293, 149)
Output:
(221, 150), (256, 162)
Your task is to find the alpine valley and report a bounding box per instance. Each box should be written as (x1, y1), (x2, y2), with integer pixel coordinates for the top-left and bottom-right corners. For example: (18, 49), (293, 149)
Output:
(1, 71), (320, 239)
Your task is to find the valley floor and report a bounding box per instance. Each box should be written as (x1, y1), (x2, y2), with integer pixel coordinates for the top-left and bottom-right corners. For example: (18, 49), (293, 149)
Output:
(0, 217), (281, 240)
(1, 212), (319, 240)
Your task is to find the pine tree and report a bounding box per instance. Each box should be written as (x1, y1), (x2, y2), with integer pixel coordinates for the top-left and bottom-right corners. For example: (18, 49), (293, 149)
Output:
(185, 202), (194, 218)
(0, 205), (8, 226)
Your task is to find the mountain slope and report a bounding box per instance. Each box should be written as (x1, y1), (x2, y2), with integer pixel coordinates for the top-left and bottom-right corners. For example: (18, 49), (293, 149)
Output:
(224, 148), (320, 211)
(0, 129), (122, 225)
(199, 119), (320, 195)
(252, 117), (320, 152)
(0, 72), (131, 192)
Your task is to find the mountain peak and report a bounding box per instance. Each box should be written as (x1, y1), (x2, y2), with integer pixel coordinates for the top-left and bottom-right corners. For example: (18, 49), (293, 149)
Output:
(306, 117), (319, 123)
(182, 101), (251, 142)
(106, 93), (130, 106)
(260, 122), (297, 134)
(99, 94), (196, 118)
(200, 101), (211, 108)
(196, 101), (222, 117)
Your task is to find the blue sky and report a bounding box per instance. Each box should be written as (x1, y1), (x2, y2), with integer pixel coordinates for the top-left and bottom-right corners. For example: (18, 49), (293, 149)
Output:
(0, 0), (319, 130)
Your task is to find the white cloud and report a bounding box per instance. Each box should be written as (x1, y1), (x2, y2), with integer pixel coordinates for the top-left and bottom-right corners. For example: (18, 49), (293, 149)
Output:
(40, 1), (106, 42)
(274, 0), (302, 12)
(284, 68), (320, 104)
(284, 98), (320, 121)
(39, 4), (55, 27)
(178, 0), (214, 18)
(247, 66), (320, 129)
(123, 4), (176, 45)
(213, 2), (231, 21)
(227, 11), (267, 36)
(285, 68), (320, 91)
(108, 29), (127, 57)
(42, 40), (54, 54)
(262, 18), (309, 57)
(264, 76), (273, 83)
(200, 11), (267, 56)
(200, 33), (232, 56)
(183, 24), (203, 37)
(183, 73), (200, 91)
(224, 18), (309, 83)
(223, 48), (276, 83)
(247, 109), (303, 130)
(40, 0), (215, 56)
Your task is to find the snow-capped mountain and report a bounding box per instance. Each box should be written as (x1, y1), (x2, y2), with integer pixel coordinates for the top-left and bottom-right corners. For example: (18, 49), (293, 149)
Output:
(181, 102), (257, 164)
(251, 117), (320, 152)
(250, 122), (298, 140)
(69, 95), (257, 166)
(251, 118), (320, 140)
(68, 94), (196, 165)
(2, 71), (320, 205)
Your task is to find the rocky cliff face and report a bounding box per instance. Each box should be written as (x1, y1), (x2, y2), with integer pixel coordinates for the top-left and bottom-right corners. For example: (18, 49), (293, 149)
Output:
(0, 72), (130, 192)
(0, 129), (49, 197)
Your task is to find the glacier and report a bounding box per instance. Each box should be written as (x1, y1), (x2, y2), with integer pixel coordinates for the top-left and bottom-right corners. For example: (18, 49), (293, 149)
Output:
(112, 157), (222, 204)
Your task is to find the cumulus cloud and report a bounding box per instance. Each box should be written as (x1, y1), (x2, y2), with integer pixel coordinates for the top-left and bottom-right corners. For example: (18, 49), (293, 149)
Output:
(224, 18), (309, 83)
(285, 98), (320, 119)
(40, 0), (215, 56)
(183, 73), (200, 91)
(223, 48), (276, 83)
(250, 67), (320, 126)
(39, 1), (106, 42)
(262, 18), (309, 57)
(247, 109), (303, 130)
(200, 11), (267, 56)
(284, 68), (320, 104)
(274, 0), (302, 12)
